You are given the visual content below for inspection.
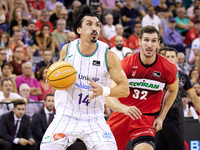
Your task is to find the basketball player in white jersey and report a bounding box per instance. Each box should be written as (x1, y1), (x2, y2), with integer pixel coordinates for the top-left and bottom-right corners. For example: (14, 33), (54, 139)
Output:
(40, 5), (130, 150)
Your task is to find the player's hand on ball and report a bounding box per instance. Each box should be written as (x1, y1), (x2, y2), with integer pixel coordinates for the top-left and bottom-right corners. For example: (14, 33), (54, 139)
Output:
(88, 76), (103, 102)
(153, 117), (163, 132)
(123, 105), (142, 120)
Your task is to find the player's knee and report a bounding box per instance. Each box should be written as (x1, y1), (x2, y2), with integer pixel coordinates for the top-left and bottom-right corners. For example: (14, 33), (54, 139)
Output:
(41, 133), (69, 150)
(132, 136), (155, 150)
(94, 142), (117, 150)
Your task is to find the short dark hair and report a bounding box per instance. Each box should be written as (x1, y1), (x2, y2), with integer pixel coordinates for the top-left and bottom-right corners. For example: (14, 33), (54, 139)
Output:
(13, 100), (26, 108)
(194, 6), (200, 13)
(28, 21), (35, 26)
(194, 19), (200, 24)
(1, 62), (10, 70)
(73, 5), (99, 38)
(43, 48), (53, 54)
(38, 66), (48, 80)
(13, 46), (21, 52)
(159, 47), (167, 54)
(2, 79), (12, 86)
(140, 26), (159, 39)
(134, 21), (141, 28)
(162, 8), (169, 12)
(163, 46), (178, 56)
(44, 93), (54, 101)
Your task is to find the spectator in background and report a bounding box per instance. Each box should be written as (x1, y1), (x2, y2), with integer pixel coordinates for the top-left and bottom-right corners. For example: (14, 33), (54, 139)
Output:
(0, 79), (22, 117)
(0, 32), (12, 61)
(49, 2), (63, 27)
(175, 7), (194, 36)
(103, 14), (116, 40)
(96, 5), (104, 24)
(0, 4), (7, 32)
(187, 0), (200, 20)
(59, 9), (70, 30)
(9, 0), (31, 21)
(0, 100), (36, 150)
(164, 17), (185, 52)
(58, 31), (76, 55)
(0, 0), (8, 14)
(177, 52), (191, 75)
(0, 48), (7, 76)
(27, 0), (45, 20)
(45, 0), (57, 14)
(140, 0), (153, 16)
(9, 46), (27, 76)
(155, 0), (168, 18)
(35, 49), (53, 80)
(161, 8), (170, 32)
(191, 7), (200, 23)
(52, 19), (67, 50)
(110, 35), (132, 60)
(192, 34), (200, 72)
(31, 94), (55, 150)
(35, 10), (54, 33)
(38, 67), (55, 101)
(172, 0), (185, 17)
(193, 83), (200, 96)
(10, 30), (33, 60)
(19, 83), (39, 118)
(109, 24), (128, 48)
(166, 0), (174, 10)
(35, 25), (55, 55)
(189, 68), (200, 85)
(67, 0), (81, 30)
(100, 0), (120, 16)
(0, 63), (17, 93)
(121, 0), (140, 34)
(182, 96), (199, 119)
(128, 21), (142, 52)
(23, 22), (39, 56)
(142, 6), (163, 37)
(15, 62), (42, 101)
(9, 7), (29, 37)
(184, 20), (200, 47)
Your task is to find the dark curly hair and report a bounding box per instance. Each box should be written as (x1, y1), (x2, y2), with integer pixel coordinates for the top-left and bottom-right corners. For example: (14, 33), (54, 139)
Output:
(73, 5), (100, 38)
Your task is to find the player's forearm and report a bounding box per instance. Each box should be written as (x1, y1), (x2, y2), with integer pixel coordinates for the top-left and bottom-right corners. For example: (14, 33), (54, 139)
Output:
(106, 96), (128, 113)
(109, 83), (130, 98)
(1, 98), (21, 102)
(158, 90), (178, 120)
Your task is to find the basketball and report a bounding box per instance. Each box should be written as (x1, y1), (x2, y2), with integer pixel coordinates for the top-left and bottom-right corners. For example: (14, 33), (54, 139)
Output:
(47, 61), (76, 90)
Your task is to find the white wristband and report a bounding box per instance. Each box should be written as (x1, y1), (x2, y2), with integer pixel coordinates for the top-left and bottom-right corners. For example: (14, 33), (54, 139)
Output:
(102, 87), (110, 96)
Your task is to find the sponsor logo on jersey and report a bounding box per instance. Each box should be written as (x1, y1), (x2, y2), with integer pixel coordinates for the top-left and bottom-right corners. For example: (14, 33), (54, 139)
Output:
(132, 66), (138, 68)
(92, 60), (100, 66)
(153, 71), (161, 77)
(176, 72), (179, 79)
(74, 83), (92, 89)
(78, 74), (99, 82)
(132, 71), (136, 77)
(102, 132), (113, 139)
(128, 79), (165, 91)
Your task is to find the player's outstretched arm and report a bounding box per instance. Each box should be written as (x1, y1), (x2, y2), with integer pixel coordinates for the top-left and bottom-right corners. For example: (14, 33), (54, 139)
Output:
(106, 50), (130, 97)
(59, 44), (68, 61)
(153, 78), (179, 131)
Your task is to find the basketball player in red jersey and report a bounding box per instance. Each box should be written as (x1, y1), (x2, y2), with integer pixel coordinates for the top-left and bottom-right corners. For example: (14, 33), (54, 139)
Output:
(106, 26), (179, 150)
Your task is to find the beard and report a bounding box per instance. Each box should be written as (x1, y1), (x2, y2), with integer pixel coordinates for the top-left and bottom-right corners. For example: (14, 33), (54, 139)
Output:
(116, 44), (123, 51)
(28, 30), (35, 36)
(90, 37), (97, 43)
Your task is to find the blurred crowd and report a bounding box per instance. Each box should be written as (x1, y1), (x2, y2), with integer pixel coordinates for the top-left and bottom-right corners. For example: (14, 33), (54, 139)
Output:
(0, 0), (200, 149)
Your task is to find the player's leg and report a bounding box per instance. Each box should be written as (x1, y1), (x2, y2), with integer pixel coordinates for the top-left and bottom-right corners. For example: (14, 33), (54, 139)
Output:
(132, 136), (155, 150)
(82, 117), (118, 150)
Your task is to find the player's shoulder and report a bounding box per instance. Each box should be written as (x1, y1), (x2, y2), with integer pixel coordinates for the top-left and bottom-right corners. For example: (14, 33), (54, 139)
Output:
(157, 54), (177, 71)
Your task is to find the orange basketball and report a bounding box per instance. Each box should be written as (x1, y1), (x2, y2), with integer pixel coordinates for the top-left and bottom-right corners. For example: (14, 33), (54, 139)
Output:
(47, 61), (76, 90)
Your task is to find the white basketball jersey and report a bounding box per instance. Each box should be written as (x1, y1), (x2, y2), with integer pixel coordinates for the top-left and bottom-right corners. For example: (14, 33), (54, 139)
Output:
(55, 39), (110, 120)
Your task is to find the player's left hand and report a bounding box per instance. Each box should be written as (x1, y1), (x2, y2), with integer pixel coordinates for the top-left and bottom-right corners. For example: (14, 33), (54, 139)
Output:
(152, 117), (163, 132)
(88, 76), (103, 102)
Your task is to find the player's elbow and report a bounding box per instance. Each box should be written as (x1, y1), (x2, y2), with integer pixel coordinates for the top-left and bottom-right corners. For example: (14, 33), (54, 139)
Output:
(122, 86), (130, 97)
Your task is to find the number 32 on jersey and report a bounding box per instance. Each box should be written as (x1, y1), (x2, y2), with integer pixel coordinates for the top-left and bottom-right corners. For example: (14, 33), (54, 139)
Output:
(132, 89), (148, 100)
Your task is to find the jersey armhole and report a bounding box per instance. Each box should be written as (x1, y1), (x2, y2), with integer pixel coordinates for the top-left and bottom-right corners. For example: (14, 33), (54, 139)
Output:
(63, 43), (70, 61)
(185, 87), (193, 92)
(105, 46), (109, 71)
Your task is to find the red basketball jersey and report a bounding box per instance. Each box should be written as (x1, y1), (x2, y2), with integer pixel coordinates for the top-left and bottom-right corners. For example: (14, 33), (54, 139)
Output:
(120, 52), (178, 114)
